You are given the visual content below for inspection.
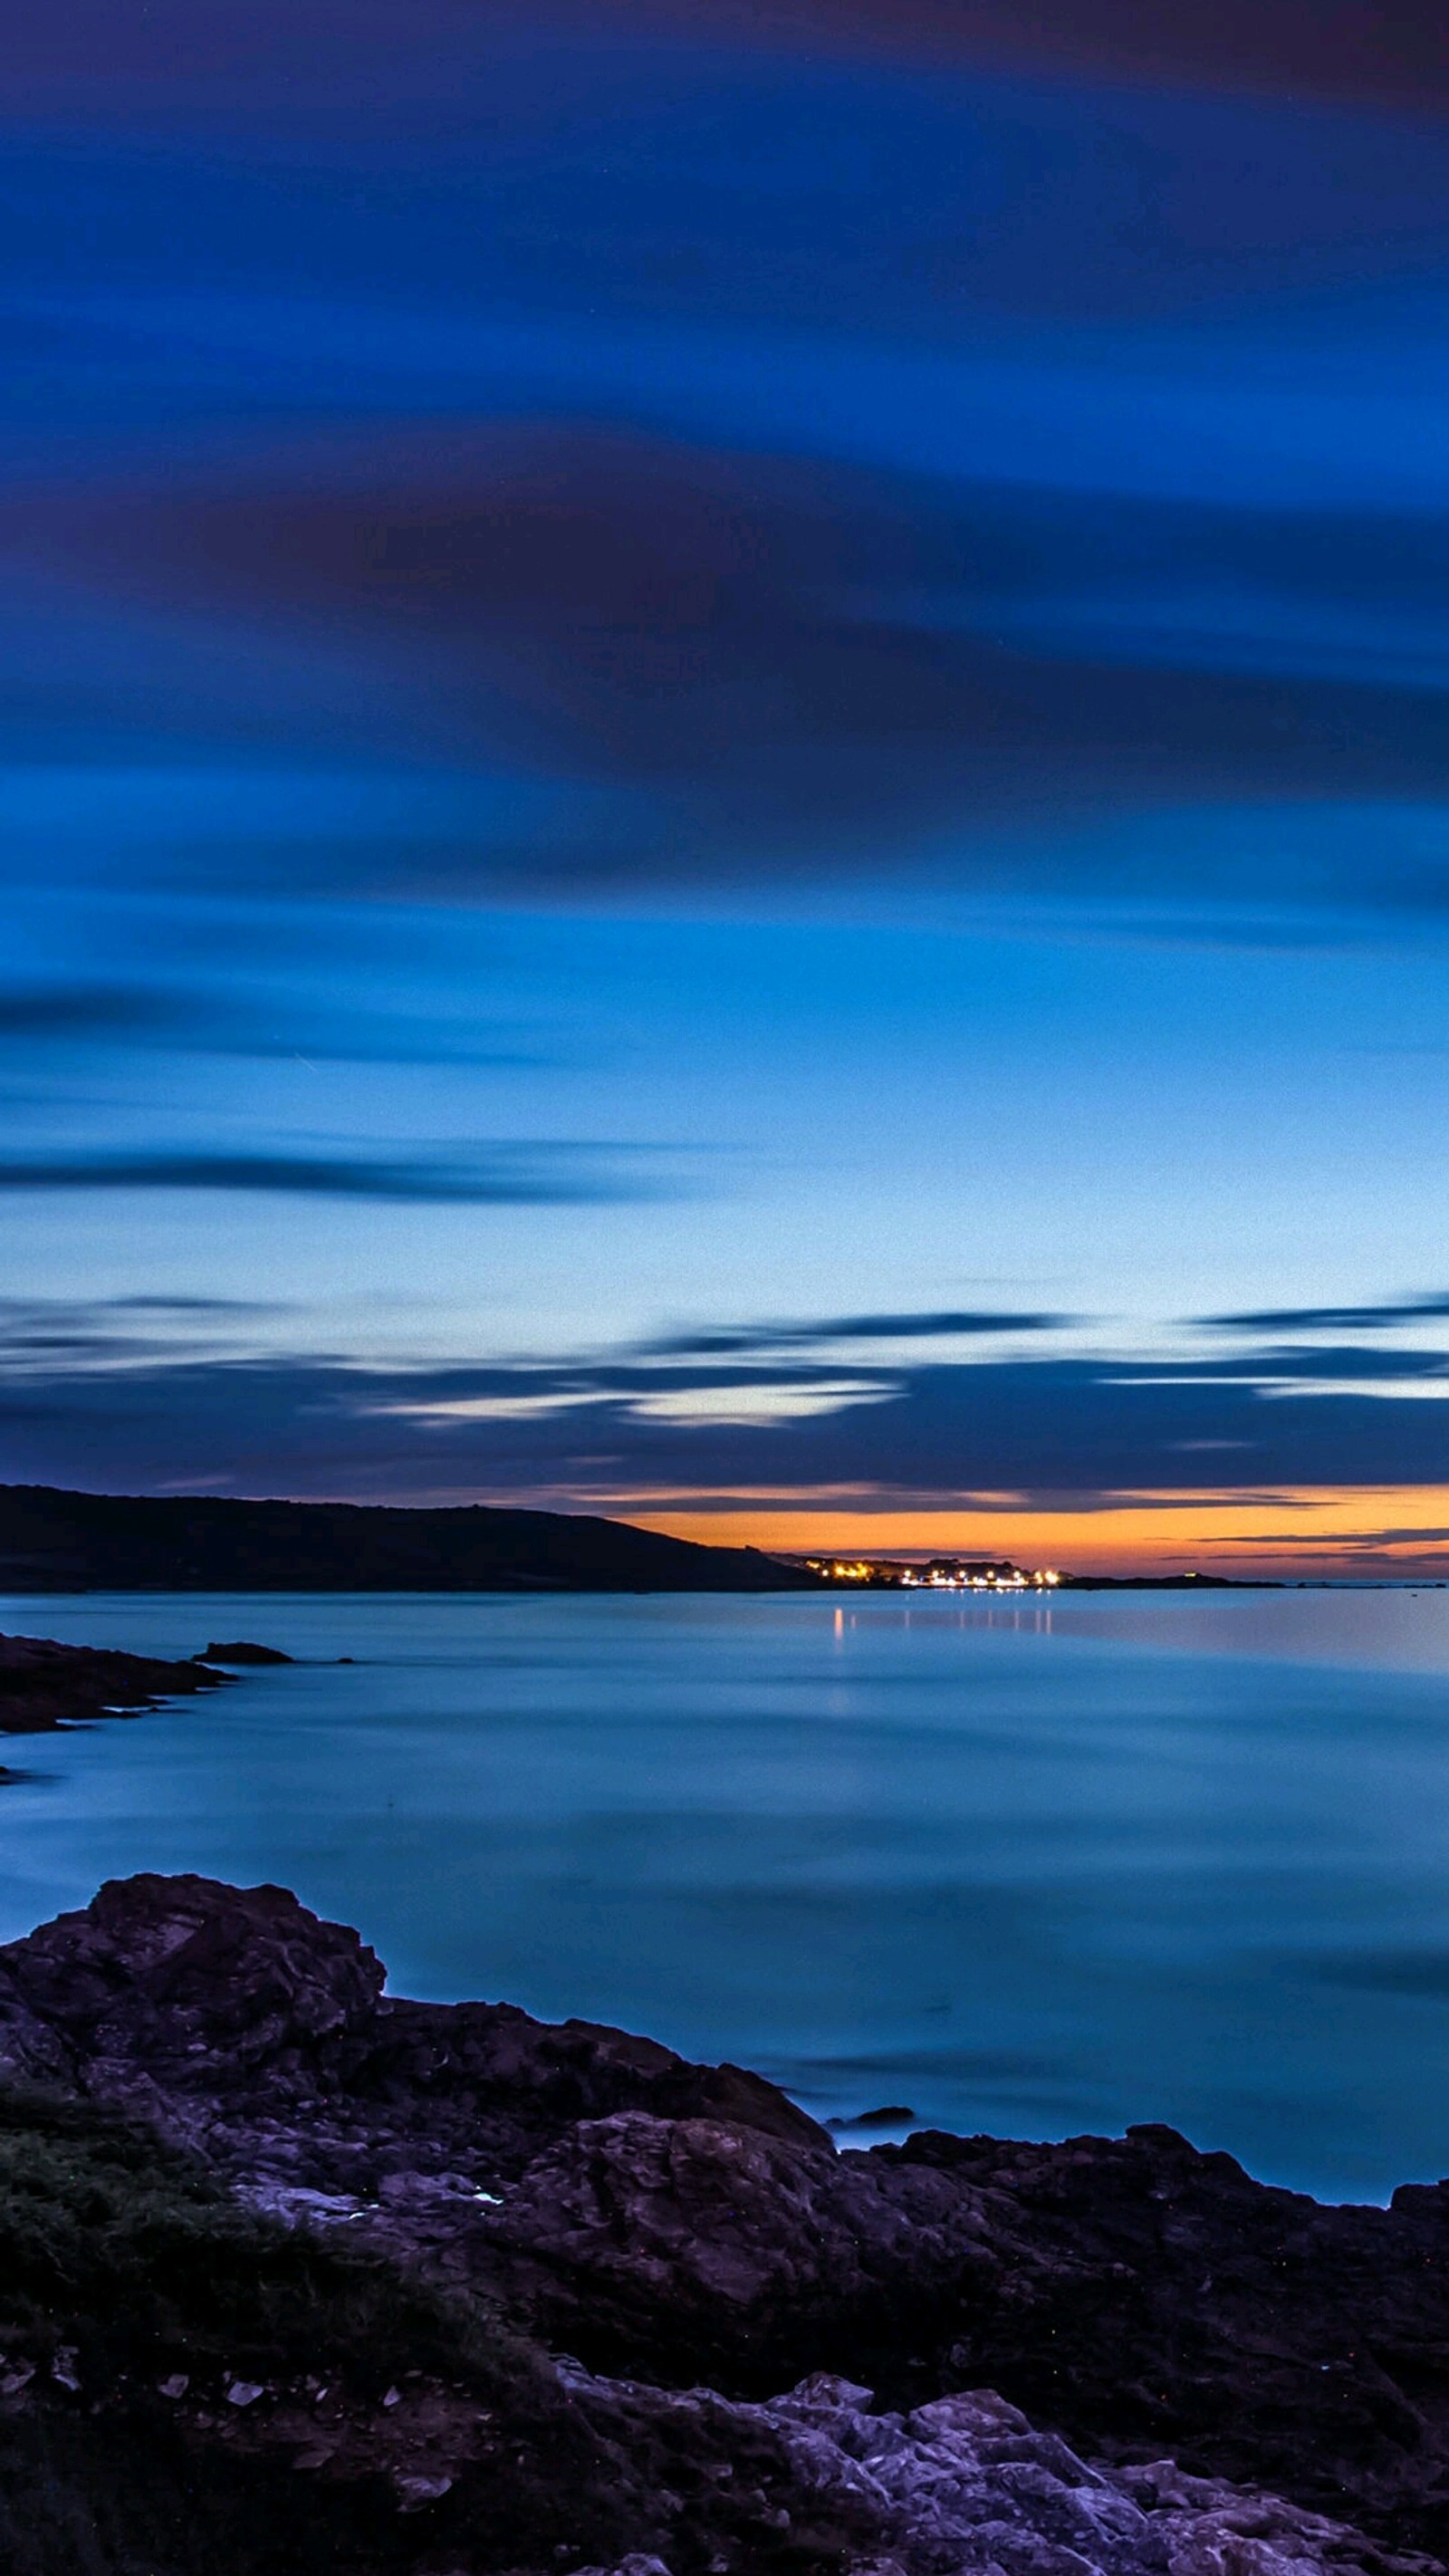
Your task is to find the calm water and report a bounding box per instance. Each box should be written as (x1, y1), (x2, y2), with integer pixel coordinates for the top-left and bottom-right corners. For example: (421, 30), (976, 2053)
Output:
(2, 1585), (1448, 2203)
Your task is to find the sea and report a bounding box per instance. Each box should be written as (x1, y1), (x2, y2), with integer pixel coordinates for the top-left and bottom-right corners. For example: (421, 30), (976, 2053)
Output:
(2, 1583), (1447, 2205)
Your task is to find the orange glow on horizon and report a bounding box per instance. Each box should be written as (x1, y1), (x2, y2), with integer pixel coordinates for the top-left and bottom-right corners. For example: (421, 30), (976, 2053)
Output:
(616, 1486), (1449, 1580)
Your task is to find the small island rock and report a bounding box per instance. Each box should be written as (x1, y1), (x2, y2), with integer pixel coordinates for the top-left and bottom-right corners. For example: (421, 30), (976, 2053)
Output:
(201, 1640), (294, 1665)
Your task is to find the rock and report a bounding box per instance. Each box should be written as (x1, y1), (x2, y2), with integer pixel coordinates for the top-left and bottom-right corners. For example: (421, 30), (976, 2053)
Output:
(572, 2560), (674, 2576)
(3, 1871), (1449, 2570)
(0, 1874), (386, 2098)
(878, 2123), (1449, 2552)
(551, 2361), (1423, 2576)
(0, 1631), (226, 1734)
(734, 2369), (1425, 2576)
(479, 2109), (994, 2386)
(393, 2470), (455, 2510)
(0, 1874), (829, 2161)
(202, 1641), (294, 1665)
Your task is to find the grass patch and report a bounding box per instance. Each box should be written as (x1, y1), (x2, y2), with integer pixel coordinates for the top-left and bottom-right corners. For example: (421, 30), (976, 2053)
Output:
(0, 2084), (536, 2401)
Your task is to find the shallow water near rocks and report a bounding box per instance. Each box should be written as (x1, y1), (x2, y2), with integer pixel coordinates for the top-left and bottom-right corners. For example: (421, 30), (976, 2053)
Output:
(2, 1585), (1448, 2204)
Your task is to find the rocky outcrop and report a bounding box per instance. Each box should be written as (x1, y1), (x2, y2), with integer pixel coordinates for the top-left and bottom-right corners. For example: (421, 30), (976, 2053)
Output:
(564, 2371), (1434, 2576)
(3, 1872), (1449, 2576)
(203, 1641), (295, 1665)
(479, 2107), (999, 2388)
(0, 1872), (829, 2165)
(81, 2358), (1415, 2576)
(0, 1632), (226, 1735)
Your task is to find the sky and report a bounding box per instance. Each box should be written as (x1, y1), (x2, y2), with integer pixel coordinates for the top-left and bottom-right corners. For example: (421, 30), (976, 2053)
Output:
(6, 0), (1449, 1575)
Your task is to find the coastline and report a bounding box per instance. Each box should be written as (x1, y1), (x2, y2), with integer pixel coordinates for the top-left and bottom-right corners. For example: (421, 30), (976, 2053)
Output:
(3, 1597), (1446, 2203)
(0, 1631), (229, 1738)
(0, 1870), (1446, 2576)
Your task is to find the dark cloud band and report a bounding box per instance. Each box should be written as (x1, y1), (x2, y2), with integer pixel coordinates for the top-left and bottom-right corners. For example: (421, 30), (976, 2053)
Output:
(5, 0), (1444, 120)
(5, 1300), (1449, 1506)
(647, 1310), (1068, 1354)
(40, 431), (1449, 918)
(1206, 1295), (1449, 1331)
(0, 986), (180, 1039)
(0, 1149), (659, 1204)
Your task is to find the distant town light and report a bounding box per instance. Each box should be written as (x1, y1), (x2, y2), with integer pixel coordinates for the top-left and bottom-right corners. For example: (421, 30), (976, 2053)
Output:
(801, 1552), (1056, 1591)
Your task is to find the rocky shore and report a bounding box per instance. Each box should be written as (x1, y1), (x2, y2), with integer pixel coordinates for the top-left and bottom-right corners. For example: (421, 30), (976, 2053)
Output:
(0, 1631), (229, 1736)
(1, 1874), (1446, 2576)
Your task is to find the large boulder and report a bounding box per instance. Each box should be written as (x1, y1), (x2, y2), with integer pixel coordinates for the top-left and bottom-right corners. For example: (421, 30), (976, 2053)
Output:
(0, 1874), (384, 2094)
(483, 2109), (997, 2386)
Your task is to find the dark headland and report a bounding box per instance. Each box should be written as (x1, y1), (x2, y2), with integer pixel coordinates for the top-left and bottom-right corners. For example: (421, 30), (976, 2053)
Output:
(0, 1483), (823, 1594)
(0, 1870), (1446, 2576)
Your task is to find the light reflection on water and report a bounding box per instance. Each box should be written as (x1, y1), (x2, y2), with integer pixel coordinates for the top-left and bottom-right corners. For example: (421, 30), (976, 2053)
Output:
(2, 1585), (1448, 2203)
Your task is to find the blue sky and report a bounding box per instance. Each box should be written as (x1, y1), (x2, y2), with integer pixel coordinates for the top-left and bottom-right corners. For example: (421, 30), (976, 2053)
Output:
(6, 0), (1449, 1570)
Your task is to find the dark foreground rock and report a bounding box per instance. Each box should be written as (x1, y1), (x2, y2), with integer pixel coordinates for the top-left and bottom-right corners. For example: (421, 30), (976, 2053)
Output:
(1, 1875), (1447, 2576)
(0, 1632), (226, 1735)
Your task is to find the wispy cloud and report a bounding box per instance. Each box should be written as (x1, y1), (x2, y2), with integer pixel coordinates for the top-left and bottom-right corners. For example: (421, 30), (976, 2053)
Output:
(41, 432), (1449, 918)
(5, 1295), (1449, 1512)
(1205, 1295), (1449, 1331)
(0, 984), (185, 1038)
(7, 24), (1449, 929)
(622, 0), (1449, 112)
(646, 1309), (1069, 1354)
(0, 1146), (667, 1203)
(6, 0), (1447, 128)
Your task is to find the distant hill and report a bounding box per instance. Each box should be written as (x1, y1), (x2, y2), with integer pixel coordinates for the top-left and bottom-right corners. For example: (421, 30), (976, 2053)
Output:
(0, 1485), (824, 1595)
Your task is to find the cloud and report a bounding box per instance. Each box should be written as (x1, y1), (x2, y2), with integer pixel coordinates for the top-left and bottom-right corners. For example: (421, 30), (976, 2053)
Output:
(647, 1310), (1069, 1354)
(5, 0), (1445, 130)
(7, 1302), (1449, 1508)
(667, 0), (1449, 111)
(400, 1376), (900, 1431)
(1312, 1950), (1449, 1996)
(10, 27), (1449, 930)
(27, 426), (1449, 922)
(0, 985), (180, 1039)
(0, 959), (554, 1071)
(102, 1293), (286, 1312)
(0, 1146), (663, 1203)
(0, 1294), (284, 1375)
(1205, 1295), (1449, 1331)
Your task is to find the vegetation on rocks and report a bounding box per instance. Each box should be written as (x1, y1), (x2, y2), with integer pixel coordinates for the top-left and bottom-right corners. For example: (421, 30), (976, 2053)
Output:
(0, 2085), (519, 2395)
